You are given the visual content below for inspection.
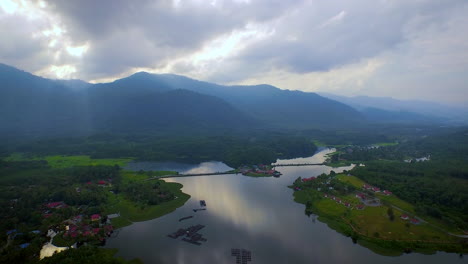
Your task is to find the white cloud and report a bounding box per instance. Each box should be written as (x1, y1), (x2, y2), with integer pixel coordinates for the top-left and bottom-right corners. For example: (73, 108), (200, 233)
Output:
(0, 0), (467, 103)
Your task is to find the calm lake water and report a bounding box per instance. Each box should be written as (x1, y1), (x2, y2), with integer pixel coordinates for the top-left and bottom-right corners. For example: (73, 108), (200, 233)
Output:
(107, 148), (467, 264)
(124, 160), (233, 174)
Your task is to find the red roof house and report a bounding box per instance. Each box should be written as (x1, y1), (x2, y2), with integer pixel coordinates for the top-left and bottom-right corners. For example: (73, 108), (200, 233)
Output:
(91, 214), (101, 222)
(356, 193), (366, 199)
(302, 177), (316, 182)
(97, 180), (108, 186)
(45, 201), (66, 209)
(362, 184), (371, 190)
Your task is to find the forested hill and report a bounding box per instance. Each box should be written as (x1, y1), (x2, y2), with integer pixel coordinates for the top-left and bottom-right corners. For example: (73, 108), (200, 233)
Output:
(0, 64), (255, 138)
(0, 63), (365, 139)
(95, 72), (365, 129)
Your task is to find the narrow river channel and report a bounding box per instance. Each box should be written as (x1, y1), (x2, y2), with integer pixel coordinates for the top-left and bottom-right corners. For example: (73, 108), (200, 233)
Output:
(107, 148), (466, 264)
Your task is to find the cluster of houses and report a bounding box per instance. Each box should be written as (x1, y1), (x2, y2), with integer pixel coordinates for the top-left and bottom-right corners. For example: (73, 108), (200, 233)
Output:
(301, 176), (317, 182)
(323, 193), (364, 210)
(43, 201), (68, 218)
(239, 164), (281, 177)
(62, 214), (113, 242)
(362, 184), (392, 195)
(400, 214), (421, 225)
(41, 200), (115, 244)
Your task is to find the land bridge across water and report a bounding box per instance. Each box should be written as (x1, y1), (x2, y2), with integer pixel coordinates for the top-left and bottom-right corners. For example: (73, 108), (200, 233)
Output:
(272, 163), (324, 167)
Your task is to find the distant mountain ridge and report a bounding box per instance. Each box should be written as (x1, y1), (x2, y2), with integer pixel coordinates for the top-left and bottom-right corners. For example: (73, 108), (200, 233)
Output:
(1, 63), (458, 139)
(318, 92), (468, 124)
(0, 64), (255, 137)
(110, 72), (365, 129)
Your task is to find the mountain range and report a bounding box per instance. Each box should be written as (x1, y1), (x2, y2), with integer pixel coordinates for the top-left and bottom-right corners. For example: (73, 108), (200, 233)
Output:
(319, 93), (468, 124)
(0, 63), (463, 139)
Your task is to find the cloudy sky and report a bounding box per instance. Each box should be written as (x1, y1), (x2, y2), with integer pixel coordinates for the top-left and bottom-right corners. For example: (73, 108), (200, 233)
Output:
(1, 0), (467, 104)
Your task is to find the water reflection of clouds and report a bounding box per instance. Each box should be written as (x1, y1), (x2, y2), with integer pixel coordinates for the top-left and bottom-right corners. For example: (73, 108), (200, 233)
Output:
(167, 175), (269, 231)
(108, 149), (460, 263)
(181, 161), (233, 174)
(125, 161), (232, 174)
(274, 148), (335, 165)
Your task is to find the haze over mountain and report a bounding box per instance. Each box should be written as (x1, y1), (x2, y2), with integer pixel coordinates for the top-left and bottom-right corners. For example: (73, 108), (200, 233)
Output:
(0, 64), (256, 138)
(114, 72), (364, 129)
(319, 93), (468, 124)
(0, 63), (366, 138)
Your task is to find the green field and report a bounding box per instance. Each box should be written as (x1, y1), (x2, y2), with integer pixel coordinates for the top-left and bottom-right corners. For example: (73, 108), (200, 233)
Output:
(292, 175), (465, 255)
(120, 170), (176, 183)
(337, 174), (366, 188)
(6, 153), (133, 168)
(373, 142), (399, 147)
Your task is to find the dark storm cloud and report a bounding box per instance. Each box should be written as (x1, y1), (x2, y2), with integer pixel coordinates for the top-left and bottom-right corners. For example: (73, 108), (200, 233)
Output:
(1, 0), (467, 103)
(43, 0), (306, 79)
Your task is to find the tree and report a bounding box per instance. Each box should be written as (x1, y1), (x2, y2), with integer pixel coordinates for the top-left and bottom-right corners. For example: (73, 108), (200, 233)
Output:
(387, 207), (395, 221)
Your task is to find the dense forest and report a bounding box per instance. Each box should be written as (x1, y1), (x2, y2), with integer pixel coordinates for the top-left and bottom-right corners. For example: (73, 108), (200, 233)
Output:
(1, 132), (317, 168)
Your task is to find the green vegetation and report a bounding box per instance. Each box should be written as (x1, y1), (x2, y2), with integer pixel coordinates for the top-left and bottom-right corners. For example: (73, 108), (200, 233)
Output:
(120, 170), (176, 183)
(319, 129), (468, 232)
(290, 171), (468, 255)
(106, 175), (190, 223)
(336, 175), (365, 188)
(324, 151), (352, 167)
(6, 133), (317, 168)
(6, 154), (132, 168)
(373, 142), (399, 147)
(108, 217), (132, 229)
(0, 160), (190, 263)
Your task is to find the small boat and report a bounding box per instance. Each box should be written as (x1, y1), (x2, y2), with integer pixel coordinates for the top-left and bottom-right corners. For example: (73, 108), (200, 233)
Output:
(178, 216), (194, 222)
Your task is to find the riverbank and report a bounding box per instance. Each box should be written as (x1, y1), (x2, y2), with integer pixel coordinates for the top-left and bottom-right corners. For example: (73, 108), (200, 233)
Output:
(291, 173), (468, 256)
(105, 173), (191, 228)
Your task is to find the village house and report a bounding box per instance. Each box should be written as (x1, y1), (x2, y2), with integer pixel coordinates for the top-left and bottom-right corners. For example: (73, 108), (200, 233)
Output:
(91, 214), (101, 222)
(302, 176), (316, 182)
(383, 190), (392, 196)
(356, 193), (366, 199)
(400, 214), (409, 220)
(45, 201), (67, 209)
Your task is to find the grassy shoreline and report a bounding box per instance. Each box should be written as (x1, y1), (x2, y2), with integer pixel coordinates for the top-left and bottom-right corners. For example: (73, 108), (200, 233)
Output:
(291, 174), (468, 256)
(106, 181), (191, 228)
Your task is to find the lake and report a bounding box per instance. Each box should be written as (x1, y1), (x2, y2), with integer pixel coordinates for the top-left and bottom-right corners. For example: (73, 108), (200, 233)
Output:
(107, 148), (466, 264)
